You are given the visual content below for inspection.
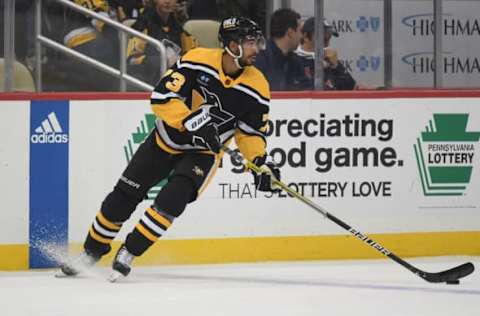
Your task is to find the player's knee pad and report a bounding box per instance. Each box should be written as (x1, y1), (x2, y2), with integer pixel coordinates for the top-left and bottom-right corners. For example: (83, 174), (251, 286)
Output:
(101, 185), (144, 222)
(154, 175), (196, 218)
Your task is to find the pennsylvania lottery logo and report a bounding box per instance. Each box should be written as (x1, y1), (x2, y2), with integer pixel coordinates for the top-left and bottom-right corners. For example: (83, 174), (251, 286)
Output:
(123, 114), (168, 200)
(414, 114), (480, 196)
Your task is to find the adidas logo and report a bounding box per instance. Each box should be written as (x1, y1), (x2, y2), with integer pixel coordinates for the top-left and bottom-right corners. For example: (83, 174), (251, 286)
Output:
(31, 112), (69, 144)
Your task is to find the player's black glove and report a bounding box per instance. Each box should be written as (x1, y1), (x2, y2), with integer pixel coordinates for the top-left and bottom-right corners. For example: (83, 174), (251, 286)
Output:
(252, 155), (281, 192)
(183, 106), (222, 153)
(192, 122), (222, 153)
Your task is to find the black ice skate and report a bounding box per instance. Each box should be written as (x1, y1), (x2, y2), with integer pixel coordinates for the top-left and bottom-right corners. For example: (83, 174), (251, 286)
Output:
(108, 245), (135, 282)
(55, 251), (100, 277)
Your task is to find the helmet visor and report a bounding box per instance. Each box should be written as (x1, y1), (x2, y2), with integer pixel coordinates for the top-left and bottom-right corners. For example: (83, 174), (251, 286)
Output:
(242, 34), (266, 51)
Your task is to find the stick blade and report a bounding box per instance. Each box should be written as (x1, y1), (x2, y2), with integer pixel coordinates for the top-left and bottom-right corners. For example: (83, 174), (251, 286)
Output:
(421, 262), (475, 283)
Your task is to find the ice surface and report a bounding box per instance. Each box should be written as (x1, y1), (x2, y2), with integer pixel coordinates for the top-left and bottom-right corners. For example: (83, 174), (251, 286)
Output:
(1, 256), (479, 316)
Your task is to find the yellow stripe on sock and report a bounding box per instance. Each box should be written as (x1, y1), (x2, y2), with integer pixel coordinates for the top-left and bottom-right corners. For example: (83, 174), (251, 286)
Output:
(147, 208), (172, 228)
(89, 227), (112, 244)
(97, 211), (121, 231)
(135, 223), (158, 242)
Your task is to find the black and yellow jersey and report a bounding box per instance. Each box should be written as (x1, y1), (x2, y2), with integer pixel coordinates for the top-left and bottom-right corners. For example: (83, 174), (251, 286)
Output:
(63, 0), (109, 48)
(150, 47), (270, 162)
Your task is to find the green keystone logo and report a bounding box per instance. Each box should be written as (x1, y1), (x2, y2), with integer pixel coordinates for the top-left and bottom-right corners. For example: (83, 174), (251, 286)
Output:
(123, 114), (168, 200)
(414, 113), (480, 196)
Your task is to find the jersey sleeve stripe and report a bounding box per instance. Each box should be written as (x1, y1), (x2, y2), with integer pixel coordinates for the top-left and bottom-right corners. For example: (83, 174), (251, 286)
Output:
(237, 83), (270, 103)
(234, 84), (270, 106)
(155, 120), (200, 150)
(151, 91), (183, 102)
(177, 60), (219, 79)
(237, 121), (267, 139)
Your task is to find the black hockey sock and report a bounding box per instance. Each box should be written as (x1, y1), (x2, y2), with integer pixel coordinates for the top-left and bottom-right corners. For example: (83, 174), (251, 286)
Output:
(83, 210), (123, 257)
(124, 207), (174, 256)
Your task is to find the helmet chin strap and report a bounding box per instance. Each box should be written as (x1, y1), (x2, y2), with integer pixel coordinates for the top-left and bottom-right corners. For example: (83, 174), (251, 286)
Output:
(225, 44), (244, 69)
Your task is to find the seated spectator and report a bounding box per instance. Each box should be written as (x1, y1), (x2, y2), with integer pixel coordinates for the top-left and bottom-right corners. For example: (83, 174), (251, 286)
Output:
(62, 0), (120, 91)
(295, 17), (358, 90)
(108, 0), (146, 22)
(127, 0), (197, 85)
(63, 0), (118, 67)
(254, 8), (309, 91)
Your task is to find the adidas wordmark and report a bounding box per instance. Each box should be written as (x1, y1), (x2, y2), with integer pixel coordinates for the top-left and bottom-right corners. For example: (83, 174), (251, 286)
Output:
(31, 112), (69, 144)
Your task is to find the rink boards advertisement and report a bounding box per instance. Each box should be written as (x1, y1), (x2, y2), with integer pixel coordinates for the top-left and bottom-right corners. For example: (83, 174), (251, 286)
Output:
(0, 92), (479, 269)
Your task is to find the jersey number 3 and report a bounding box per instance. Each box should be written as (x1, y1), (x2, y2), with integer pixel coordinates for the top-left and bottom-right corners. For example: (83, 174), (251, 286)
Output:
(165, 71), (186, 93)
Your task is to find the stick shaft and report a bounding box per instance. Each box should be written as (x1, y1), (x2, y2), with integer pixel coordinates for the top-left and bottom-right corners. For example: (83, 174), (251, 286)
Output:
(223, 146), (421, 274)
(223, 146), (475, 282)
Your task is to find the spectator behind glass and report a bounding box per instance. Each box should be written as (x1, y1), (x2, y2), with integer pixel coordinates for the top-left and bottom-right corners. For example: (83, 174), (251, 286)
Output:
(126, 0), (197, 85)
(254, 8), (309, 91)
(295, 17), (363, 90)
(108, 0), (145, 22)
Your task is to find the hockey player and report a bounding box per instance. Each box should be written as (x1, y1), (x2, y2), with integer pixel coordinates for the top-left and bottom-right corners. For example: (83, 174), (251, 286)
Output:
(58, 16), (281, 281)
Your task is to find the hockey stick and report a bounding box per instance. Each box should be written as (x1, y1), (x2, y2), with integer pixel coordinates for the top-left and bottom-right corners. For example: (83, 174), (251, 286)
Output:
(222, 146), (475, 284)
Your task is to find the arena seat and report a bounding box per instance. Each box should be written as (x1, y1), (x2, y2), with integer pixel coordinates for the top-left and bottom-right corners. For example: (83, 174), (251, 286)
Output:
(0, 58), (35, 92)
(183, 20), (221, 48)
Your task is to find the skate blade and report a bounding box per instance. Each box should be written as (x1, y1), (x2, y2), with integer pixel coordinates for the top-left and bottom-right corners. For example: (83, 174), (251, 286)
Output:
(108, 270), (125, 283)
(54, 269), (75, 278)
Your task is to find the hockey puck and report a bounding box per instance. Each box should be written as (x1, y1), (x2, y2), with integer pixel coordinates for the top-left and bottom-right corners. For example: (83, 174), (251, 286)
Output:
(446, 280), (460, 285)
